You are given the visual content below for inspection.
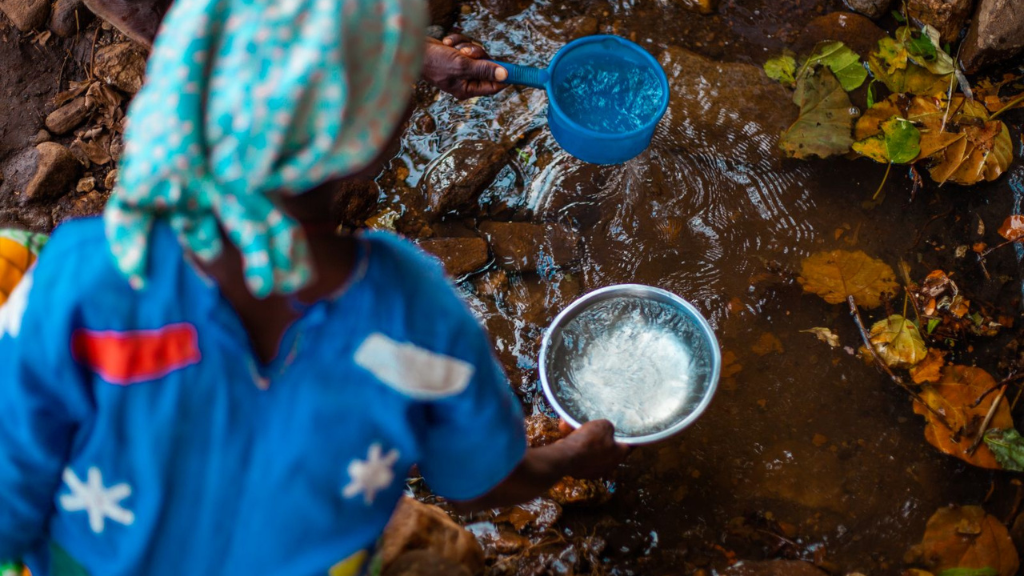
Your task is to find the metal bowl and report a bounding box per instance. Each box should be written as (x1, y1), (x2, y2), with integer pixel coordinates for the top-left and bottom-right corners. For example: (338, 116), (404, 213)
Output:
(539, 284), (721, 444)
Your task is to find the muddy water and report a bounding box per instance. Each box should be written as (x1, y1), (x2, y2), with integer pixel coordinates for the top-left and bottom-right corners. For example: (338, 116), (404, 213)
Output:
(382, 1), (1024, 573)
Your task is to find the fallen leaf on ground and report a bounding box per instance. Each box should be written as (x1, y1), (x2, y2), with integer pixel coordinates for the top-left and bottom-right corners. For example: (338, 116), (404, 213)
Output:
(802, 327), (840, 348)
(780, 66), (861, 159)
(802, 41), (868, 92)
(925, 98), (1013, 185)
(764, 55), (797, 87)
(798, 250), (899, 308)
(913, 366), (1013, 469)
(997, 216), (1024, 241)
(854, 94), (905, 141)
(721, 350), (743, 378)
(905, 505), (1019, 576)
(904, 25), (954, 77)
(983, 429), (1024, 472)
(752, 332), (785, 356)
(910, 349), (946, 384)
(852, 116), (921, 164)
(862, 315), (927, 368)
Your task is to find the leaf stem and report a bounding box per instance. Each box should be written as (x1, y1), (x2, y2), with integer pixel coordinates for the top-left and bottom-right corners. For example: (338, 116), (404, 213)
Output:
(847, 296), (952, 429)
(966, 384), (1007, 455)
(990, 93), (1024, 121)
(873, 162), (893, 200)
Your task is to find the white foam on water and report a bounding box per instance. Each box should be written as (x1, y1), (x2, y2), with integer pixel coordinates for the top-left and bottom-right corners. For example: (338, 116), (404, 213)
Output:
(555, 298), (702, 436)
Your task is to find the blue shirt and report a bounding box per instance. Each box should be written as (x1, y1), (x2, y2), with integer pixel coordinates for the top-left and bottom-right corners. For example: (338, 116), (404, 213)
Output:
(0, 218), (526, 575)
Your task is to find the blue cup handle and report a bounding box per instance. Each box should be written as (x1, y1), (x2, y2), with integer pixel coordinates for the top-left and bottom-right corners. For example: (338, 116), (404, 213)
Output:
(490, 60), (549, 89)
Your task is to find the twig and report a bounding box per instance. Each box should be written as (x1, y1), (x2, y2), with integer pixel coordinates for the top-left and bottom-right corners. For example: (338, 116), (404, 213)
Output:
(970, 373), (1024, 408)
(847, 295), (952, 429)
(912, 208), (954, 249)
(872, 162), (893, 201)
(1013, 385), (1024, 411)
(966, 384), (1007, 455)
(980, 237), (1021, 258)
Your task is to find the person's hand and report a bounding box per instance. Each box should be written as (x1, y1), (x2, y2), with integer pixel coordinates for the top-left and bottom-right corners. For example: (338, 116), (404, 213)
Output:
(422, 34), (508, 100)
(554, 420), (630, 479)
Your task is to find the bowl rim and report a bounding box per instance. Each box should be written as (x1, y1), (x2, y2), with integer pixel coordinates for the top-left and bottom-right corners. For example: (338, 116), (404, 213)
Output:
(538, 283), (721, 445)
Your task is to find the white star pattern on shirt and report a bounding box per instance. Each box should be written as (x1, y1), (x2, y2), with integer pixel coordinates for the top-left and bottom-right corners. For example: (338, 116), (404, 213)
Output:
(60, 467), (135, 534)
(0, 270), (32, 340)
(342, 443), (400, 505)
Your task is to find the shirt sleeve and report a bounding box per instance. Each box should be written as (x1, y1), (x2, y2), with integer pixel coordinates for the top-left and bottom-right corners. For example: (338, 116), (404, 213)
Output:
(0, 267), (92, 562)
(413, 305), (527, 502)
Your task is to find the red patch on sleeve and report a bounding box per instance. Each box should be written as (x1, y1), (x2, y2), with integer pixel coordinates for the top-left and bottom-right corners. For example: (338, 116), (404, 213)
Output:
(71, 323), (201, 385)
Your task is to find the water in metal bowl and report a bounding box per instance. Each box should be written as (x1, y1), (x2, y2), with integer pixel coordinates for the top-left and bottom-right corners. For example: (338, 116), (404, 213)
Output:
(540, 284), (721, 444)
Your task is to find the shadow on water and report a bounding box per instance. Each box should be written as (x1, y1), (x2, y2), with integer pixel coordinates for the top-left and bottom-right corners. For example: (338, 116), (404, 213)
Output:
(381, 0), (1024, 573)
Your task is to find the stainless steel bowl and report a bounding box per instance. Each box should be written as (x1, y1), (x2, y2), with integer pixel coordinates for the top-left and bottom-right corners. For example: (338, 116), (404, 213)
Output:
(539, 284), (721, 444)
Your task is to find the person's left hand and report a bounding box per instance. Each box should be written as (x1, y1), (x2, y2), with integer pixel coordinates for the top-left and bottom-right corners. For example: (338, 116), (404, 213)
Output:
(422, 34), (508, 100)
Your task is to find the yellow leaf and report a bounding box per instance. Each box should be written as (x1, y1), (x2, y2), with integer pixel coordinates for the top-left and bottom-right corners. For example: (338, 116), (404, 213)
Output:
(798, 250), (899, 308)
(779, 67), (860, 159)
(913, 366), (1013, 470)
(801, 327), (840, 348)
(864, 315), (927, 368)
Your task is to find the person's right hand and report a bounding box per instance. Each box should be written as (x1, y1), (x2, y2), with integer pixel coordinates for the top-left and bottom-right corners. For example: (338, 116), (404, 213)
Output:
(555, 420), (631, 479)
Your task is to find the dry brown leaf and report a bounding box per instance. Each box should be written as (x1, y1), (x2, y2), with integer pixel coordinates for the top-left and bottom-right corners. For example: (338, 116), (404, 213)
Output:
(913, 365), (1013, 469)
(802, 327), (840, 348)
(925, 98), (1014, 185)
(997, 215), (1024, 241)
(910, 349), (946, 384)
(904, 505), (1019, 576)
(798, 250), (899, 308)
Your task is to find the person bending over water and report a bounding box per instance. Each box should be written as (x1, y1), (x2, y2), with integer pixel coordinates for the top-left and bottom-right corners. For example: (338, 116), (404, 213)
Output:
(0, 0), (628, 574)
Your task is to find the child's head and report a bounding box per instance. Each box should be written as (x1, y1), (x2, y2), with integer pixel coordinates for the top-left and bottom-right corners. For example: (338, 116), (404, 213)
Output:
(106, 0), (426, 298)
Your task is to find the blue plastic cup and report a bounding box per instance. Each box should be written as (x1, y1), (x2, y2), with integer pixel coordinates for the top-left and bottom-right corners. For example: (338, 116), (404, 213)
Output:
(492, 35), (669, 165)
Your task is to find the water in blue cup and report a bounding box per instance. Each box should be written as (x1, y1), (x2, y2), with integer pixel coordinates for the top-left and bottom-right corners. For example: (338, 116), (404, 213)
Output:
(493, 35), (670, 165)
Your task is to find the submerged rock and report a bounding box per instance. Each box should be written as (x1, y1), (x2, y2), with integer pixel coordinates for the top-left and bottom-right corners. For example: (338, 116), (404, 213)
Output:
(961, 0), (1024, 73)
(82, 0), (171, 47)
(0, 0), (49, 31)
(842, 0), (893, 18)
(548, 477), (611, 506)
(525, 414), (566, 447)
(417, 236), (489, 277)
(478, 221), (579, 273)
(422, 140), (507, 218)
(796, 12), (887, 58)
(657, 46), (797, 166)
(908, 0), (974, 43)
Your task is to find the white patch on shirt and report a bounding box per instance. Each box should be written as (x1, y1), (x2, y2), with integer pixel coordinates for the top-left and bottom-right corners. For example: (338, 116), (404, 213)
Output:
(0, 270), (32, 340)
(342, 443), (399, 505)
(60, 466), (135, 534)
(354, 333), (474, 400)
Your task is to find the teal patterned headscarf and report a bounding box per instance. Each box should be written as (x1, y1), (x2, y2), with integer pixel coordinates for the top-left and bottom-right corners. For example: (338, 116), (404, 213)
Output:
(106, 0), (425, 297)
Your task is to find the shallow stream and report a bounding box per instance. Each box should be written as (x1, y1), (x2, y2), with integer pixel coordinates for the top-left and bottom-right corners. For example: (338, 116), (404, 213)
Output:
(379, 0), (1024, 573)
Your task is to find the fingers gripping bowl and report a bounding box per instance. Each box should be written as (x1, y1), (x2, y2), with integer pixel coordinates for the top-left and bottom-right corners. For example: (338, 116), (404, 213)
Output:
(539, 285), (721, 445)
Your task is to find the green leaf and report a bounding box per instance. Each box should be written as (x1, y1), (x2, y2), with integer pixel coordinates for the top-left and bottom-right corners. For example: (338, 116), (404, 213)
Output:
(984, 428), (1024, 472)
(906, 33), (937, 62)
(927, 317), (941, 334)
(864, 314), (928, 368)
(866, 79), (878, 108)
(803, 41), (868, 91)
(852, 116), (921, 164)
(892, 9), (907, 22)
(869, 35), (952, 96)
(937, 569), (999, 576)
(764, 55), (797, 87)
(780, 66), (861, 159)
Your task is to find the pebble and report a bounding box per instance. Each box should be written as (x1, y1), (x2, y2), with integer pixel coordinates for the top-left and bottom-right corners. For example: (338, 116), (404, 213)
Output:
(33, 129), (51, 145)
(45, 97), (94, 135)
(104, 169), (118, 190)
(76, 176), (95, 193)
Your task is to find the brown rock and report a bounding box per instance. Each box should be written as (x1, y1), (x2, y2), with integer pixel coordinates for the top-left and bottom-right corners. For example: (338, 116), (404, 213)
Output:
(32, 129), (51, 145)
(427, 0), (456, 29)
(723, 560), (828, 576)
(471, 269), (508, 298)
(470, 524), (531, 556)
(525, 414), (566, 447)
(382, 550), (472, 576)
(796, 12), (888, 57)
(504, 273), (581, 326)
(52, 190), (107, 225)
(909, 0), (974, 43)
(478, 221), (579, 272)
(961, 0), (1024, 73)
(45, 97), (94, 135)
(331, 179), (379, 228)
(81, 0), (170, 47)
(104, 168), (118, 190)
(548, 477), (611, 506)
(417, 237), (489, 277)
(49, 0), (91, 37)
(563, 15), (598, 40)
(94, 42), (148, 94)
(379, 498), (484, 576)
(76, 176), (95, 193)
(422, 140), (507, 217)
(842, 0), (893, 18)
(1, 143), (81, 202)
(0, 0), (49, 31)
